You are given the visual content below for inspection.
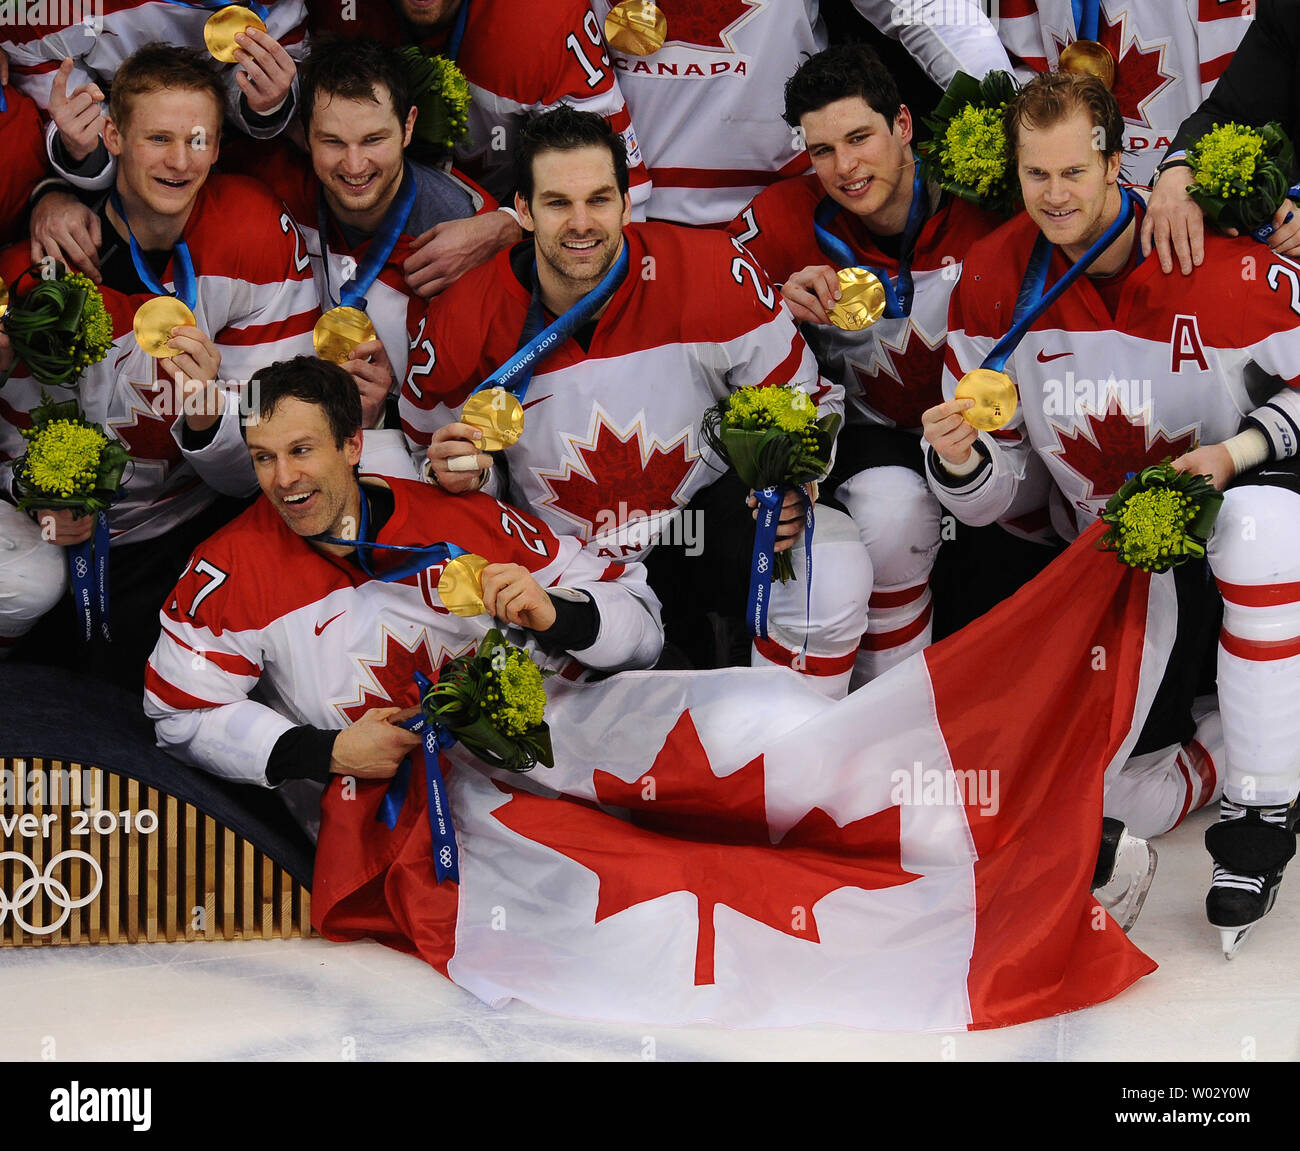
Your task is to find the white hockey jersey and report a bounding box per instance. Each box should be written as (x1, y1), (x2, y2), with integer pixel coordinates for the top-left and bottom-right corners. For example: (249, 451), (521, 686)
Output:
(144, 476), (664, 786)
(0, 175), (321, 545)
(993, 0), (1252, 186)
(728, 173), (1001, 429)
(589, 0), (1012, 224)
(1, 0), (309, 136)
(400, 222), (839, 563)
(930, 200), (1300, 537)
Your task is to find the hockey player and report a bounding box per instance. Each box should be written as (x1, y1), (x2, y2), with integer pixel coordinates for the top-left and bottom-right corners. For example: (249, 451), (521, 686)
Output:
(589, 0), (1012, 225)
(306, 0), (653, 296)
(993, 0), (1251, 187)
(923, 72), (1300, 954)
(0, 46), (321, 684)
(144, 355), (662, 829)
(400, 107), (870, 699)
(727, 43), (1006, 684)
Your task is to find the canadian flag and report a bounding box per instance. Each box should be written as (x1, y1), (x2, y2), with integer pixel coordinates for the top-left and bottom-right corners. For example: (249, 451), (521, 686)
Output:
(314, 522), (1174, 1029)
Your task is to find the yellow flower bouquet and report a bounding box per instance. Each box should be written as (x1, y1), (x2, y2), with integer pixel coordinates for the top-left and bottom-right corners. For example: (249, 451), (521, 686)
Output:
(1186, 122), (1295, 236)
(12, 395), (129, 517)
(1098, 461), (1223, 573)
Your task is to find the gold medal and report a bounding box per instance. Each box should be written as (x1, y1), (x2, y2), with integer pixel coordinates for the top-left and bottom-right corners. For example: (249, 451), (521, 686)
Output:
(1058, 40), (1116, 90)
(460, 387), (524, 452)
(955, 368), (1019, 432)
(0, 277), (8, 321)
(313, 306), (376, 365)
(437, 553), (490, 618)
(604, 0), (667, 56)
(204, 5), (268, 63)
(827, 267), (887, 331)
(133, 296), (197, 358)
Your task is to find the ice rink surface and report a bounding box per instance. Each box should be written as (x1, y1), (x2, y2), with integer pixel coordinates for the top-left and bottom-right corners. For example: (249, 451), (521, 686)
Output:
(1, 805), (1296, 1062)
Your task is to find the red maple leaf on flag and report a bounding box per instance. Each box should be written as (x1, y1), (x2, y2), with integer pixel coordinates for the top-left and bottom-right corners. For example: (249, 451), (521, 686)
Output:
(601, 0), (758, 51)
(850, 323), (946, 428)
(1054, 10), (1173, 126)
(337, 626), (443, 725)
(1051, 395), (1197, 502)
(538, 415), (695, 541)
(108, 379), (184, 472)
(493, 711), (920, 986)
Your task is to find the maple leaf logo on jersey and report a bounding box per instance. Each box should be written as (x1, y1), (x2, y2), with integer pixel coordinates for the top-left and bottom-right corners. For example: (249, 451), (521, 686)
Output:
(603, 0), (760, 51)
(848, 321), (946, 429)
(1054, 10), (1174, 127)
(493, 711), (920, 985)
(337, 626), (444, 726)
(1050, 394), (1197, 503)
(107, 379), (184, 476)
(537, 412), (696, 542)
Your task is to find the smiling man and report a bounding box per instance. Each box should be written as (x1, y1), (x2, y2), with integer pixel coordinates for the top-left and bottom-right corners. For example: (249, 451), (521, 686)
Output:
(922, 72), (1300, 954)
(144, 356), (662, 828)
(0, 45), (319, 686)
(400, 107), (871, 699)
(727, 44), (1009, 686)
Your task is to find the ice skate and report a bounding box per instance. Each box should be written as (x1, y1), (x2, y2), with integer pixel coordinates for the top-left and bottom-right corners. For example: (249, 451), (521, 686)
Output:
(1092, 817), (1158, 932)
(1205, 798), (1298, 958)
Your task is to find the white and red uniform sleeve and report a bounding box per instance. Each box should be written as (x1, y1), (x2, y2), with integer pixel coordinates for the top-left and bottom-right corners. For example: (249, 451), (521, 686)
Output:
(858, 0), (1013, 85)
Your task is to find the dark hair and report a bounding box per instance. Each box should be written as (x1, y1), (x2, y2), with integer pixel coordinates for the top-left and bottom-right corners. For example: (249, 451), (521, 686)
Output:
(108, 44), (225, 133)
(245, 357), (362, 447)
(1005, 72), (1125, 162)
(514, 105), (629, 204)
(300, 36), (413, 129)
(783, 42), (901, 129)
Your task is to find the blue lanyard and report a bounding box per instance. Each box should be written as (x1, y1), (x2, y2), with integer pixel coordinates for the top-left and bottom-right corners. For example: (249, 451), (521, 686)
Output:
(312, 490), (467, 582)
(447, 0), (469, 60)
(67, 511), (111, 643)
(471, 240), (630, 403)
(983, 183), (1139, 373)
(1071, 0), (1100, 40)
(108, 188), (198, 308)
(316, 161), (418, 311)
(813, 168), (926, 318)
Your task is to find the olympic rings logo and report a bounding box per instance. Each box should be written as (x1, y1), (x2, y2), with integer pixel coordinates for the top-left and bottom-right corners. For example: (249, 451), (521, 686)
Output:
(0, 850), (102, 935)
(438, 846), (453, 870)
(757, 555), (769, 574)
(73, 557), (89, 579)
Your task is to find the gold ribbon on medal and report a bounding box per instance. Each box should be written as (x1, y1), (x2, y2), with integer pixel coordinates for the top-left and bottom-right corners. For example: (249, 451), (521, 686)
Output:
(460, 387), (525, 452)
(313, 306), (376, 366)
(437, 553), (490, 618)
(955, 368), (1019, 432)
(204, 5), (268, 63)
(827, 267), (887, 331)
(1058, 40), (1116, 90)
(604, 0), (667, 56)
(133, 296), (198, 358)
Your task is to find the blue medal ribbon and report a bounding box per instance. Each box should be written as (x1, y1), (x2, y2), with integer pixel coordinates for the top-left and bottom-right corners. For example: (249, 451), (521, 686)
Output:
(159, 0), (270, 20)
(316, 161), (418, 311)
(379, 671), (460, 884)
(108, 188), (198, 309)
(745, 485), (818, 647)
(66, 510), (111, 643)
(1071, 0), (1100, 41)
(446, 0), (469, 61)
(1252, 183), (1300, 242)
(813, 168), (926, 318)
(981, 183), (1139, 374)
(471, 240), (630, 404)
(311, 489), (467, 582)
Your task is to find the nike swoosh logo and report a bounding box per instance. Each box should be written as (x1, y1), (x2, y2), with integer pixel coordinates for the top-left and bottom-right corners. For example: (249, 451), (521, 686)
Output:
(314, 611), (345, 636)
(522, 395), (552, 412)
(1036, 349), (1072, 362)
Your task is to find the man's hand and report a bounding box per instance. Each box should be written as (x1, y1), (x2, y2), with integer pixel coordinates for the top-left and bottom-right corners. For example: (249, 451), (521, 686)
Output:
(424, 423), (493, 493)
(35, 508), (94, 546)
(1141, 166), (1204, 275)
(31, 191), (102, 282)
(746, 485), (811, 553)
(232, 27), (296, 117)
(922, 397), (978, 467)
(158, 326), (223, 432)
(48, 57), (106, 165)
(402, 212), (522, 299)
(780, 264), (841, 326)
(342, 337), (394, 429)
(481, 563), (557, 631)
(1171, 443), (1235, 491)
(329, 706), (421, 779)
(1263, 198), (1300, 258)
